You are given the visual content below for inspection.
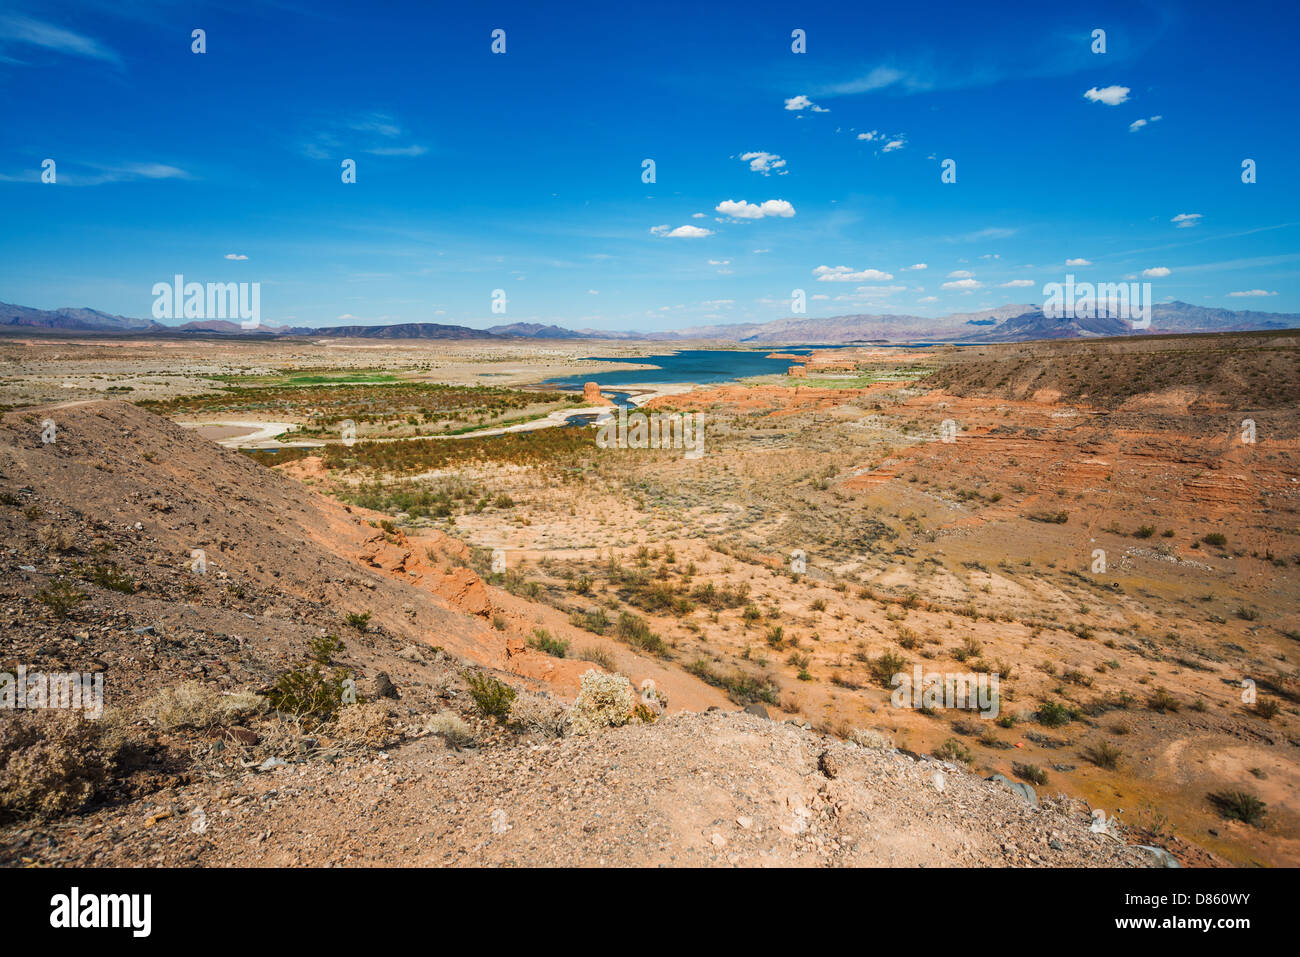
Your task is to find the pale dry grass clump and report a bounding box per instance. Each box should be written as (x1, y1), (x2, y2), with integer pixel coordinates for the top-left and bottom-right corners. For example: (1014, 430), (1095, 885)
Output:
(415, 711), (476, 749)
(0, 711), (109, 821)
(850, 727), (895, 750)
(144, 681), (265, 731)
(329, 700), (402, 750)
(37, 524), (77, 553)
(568, 670), (638, 736)
(509, 690), (569, 737)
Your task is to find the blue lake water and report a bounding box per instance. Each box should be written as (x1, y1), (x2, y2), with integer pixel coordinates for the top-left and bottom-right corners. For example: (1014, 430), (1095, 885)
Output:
(543, 346), (861, 391)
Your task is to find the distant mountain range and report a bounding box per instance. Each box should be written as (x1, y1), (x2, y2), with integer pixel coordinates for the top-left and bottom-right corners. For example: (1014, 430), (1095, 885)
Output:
(3, 300), (1297, 344)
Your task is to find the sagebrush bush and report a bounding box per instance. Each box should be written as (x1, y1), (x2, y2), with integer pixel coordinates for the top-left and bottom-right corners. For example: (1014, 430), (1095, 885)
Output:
(0, 711), (108, 822)
(568, 670), (638, 735)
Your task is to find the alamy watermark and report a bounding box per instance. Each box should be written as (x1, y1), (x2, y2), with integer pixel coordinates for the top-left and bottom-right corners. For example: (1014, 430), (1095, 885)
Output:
(1043, 275), (1151, 329)
(595, 407), (705, 459)
(152, 274), (261, 329)
(890, 665), (999, 719)
(1, 666), (104, 718)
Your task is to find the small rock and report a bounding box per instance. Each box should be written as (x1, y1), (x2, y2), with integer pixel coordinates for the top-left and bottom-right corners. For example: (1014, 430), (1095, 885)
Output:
(818, 750), (839, 779)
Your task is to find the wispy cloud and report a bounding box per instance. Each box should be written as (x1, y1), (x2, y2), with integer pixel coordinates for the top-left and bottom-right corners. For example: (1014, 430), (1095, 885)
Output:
(739, 151), (787, 175)
(303, 112), (426, 160)
(0, 161), (190, 186)
(0, 14), (120, 66)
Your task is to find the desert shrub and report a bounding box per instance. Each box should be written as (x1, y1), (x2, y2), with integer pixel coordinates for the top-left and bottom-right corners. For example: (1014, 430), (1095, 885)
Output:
(83, 563), (136, 594)
(344, 611), (371, 631)
(1208, 790), (1266, 827)
(309, 634), (346, 665)
(1253, 699), (1281, 720)
(0, 711), (108, 822)
(569, 607), (610, 635)
(465, 671), (516, 719)
(871, 651), (906, 688)
(685, 658), (777, 705)
(1037, 700), (1074, 727)
(35, 579), (85, 619)
(1202, 532), (1227, 548)
(577, 645), (615, 670)
(145, 682), (265, 731)
(568, 670), (638, 735)
(615, 611), (667, 656)
(1146, 687), (1182, 713)
(933, 737), (973, 764)
(528, 628), (569, 658)
(1013, 762), (1049, 786)
(267, 664), (353, 727)
(1082, 740), (1124, 769)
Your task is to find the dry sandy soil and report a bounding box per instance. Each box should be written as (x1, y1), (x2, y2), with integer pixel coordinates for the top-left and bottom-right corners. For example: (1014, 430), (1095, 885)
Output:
(1, 331), (1296, 867)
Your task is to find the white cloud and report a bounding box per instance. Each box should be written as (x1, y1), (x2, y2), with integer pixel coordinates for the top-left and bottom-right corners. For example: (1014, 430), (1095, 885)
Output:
(1084, 85), (1130, 106)
(690, 212), (706, 219)
(224, 253), (248, 261)
(947, 269), (974, 279)
(918, 295), (939, 302)
(1171, 213), (1202, 228)
(365, 144), (428, 157)
(902, 263), (927, 271)
(708, 259), (731, 266)
(941, 278), (983, 290)
(0, 14), (120, 64)
(881, 138), (906, 152)
(715, 198), (796, 220)
(1228, 289), (1276, 297)
(1142, 267), (1171, 278)
(1000, 279), (1035, 288)
(650, 224), (714, 238)
(856, 130), (880, 141)
(1065, 258), (1092, 266)
(813, 265), (894, 282)
(587, 289), (599, 295)
(784, 95), (827, 112)
(739, 151), (787, 176)
(1129, 114), (1162, 132)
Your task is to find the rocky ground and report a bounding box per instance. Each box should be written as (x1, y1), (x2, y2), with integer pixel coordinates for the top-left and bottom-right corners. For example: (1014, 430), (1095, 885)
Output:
(0, 398), (1162, 868)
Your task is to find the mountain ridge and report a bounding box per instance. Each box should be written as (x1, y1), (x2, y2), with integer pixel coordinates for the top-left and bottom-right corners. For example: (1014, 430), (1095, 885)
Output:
(4, 299), (1298, 344)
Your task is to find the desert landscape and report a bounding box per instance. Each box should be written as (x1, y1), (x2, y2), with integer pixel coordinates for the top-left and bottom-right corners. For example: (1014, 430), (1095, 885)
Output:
(1, 330), (1295, 868)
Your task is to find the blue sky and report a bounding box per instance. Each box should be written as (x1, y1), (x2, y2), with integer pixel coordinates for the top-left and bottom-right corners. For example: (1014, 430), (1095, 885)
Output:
(2, 0), (1298, 331)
